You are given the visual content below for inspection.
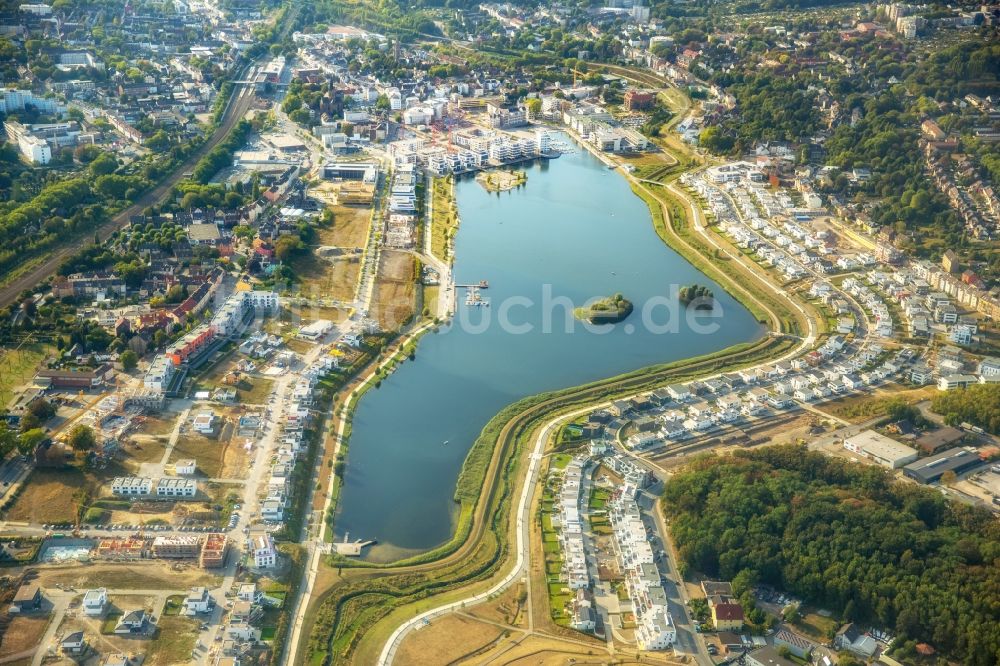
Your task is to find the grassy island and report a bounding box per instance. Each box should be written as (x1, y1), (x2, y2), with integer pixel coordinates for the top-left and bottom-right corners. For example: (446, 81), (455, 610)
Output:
(476, 169), (527, 192)
(574, 293), (634, 324)
(679, 283), (714, 308)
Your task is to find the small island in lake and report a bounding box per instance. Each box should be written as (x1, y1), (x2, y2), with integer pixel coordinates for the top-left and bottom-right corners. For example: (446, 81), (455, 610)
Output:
(574, 293), (634, 324)
(679, 283), (715, 308)
(477, 169), (527, 192)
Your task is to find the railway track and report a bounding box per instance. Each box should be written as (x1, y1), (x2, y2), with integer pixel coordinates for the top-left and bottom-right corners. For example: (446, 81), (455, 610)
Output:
(0, 0), (305, 308)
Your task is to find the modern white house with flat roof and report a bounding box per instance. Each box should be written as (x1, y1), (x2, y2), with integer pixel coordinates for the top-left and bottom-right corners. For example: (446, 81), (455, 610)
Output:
(184, 587), (212, 614)
(156, 477), (197, 497)
(83, 588), (107, 616)
(111, 477), (153, 496)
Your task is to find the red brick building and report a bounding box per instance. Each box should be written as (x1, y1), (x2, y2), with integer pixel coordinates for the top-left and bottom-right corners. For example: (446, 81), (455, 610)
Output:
(624, 90), (657, 111)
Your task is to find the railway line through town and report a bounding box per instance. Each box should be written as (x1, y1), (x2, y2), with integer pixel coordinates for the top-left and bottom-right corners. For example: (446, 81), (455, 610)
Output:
(0, 1), (303, 310)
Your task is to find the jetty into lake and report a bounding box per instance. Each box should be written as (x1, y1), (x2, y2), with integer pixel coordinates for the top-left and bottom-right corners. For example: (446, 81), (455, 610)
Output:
(334, 533), (376, 557)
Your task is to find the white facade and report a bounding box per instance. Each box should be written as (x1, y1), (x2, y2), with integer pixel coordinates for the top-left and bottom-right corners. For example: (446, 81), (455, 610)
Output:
(143, 355), (175, 393)
(111, 477), (153, 496)
(252, 533), (277, 568)
(843, 430), (918, 468)
(184, 587), (211, 614)
(155, 477), (197, 497)
(17, 133), (51, 164)
(83, 588), (107, 616)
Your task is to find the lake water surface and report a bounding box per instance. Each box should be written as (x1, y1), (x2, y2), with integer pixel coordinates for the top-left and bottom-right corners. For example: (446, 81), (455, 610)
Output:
(334, 140), (765, 560)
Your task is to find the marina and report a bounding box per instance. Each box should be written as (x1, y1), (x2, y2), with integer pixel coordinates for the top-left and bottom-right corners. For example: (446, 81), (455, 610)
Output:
(463, 285), (489, 307)
(334, 133), (764, 560)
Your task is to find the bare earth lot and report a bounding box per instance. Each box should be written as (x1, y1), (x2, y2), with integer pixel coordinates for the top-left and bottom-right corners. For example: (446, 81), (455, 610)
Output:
(40, 562), (222, 590)
(0, 615), (50, 659)
(5, 467), (92, 524)
(292, 204), (372, 303)
(370, 250), (416, 331)
(395, 613), (504, 665)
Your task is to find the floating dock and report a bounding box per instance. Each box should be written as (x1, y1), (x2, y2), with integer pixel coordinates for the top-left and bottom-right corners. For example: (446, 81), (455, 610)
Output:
(463, 285), (490, 307)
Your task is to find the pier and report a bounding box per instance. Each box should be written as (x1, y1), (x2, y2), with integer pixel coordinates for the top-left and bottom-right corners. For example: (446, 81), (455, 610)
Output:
(334, 532), (376, 556)
(459, 281), (491, 307)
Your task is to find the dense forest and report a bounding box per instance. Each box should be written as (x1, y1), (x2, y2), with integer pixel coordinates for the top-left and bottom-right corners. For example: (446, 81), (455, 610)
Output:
(662, 446), (1000, 665)
(930, 384), (1000, 434)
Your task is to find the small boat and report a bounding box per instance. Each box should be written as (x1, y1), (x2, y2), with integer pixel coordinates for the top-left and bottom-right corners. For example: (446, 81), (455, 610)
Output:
(443, 440), (449, 445)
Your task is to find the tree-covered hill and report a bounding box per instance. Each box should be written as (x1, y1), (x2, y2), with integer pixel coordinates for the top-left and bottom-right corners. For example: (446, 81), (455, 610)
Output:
(662, 445), (1000, 665)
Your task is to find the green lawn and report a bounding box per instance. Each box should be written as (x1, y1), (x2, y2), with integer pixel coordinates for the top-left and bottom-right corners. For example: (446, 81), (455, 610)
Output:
(430, 177), (458, 262)
(588, 488), (610, 511)
(0, 344), (51, 409)
(101, 612), (123, 635)
(791, 610), (841, 643)
(146, 616), (199, 665)
(550, 453), (572, 470)
(162, 595), (184, 616)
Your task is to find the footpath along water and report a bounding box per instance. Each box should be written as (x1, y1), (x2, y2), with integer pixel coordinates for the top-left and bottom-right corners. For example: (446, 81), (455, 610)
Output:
(334, 139), (765, 560)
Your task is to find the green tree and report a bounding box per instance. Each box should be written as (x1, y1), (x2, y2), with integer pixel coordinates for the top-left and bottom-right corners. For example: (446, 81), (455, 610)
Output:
(0, 423), (17, 457)
(90, 152), (118, 176)
(27, 398), (56, 422)
(67, 424), (96, 451)
(18, 428), (47, 455)
(120, 349), (138, 371)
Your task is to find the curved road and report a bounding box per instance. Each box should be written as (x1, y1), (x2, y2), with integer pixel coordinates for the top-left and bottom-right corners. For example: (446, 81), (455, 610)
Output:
(372, 151), (825, 664)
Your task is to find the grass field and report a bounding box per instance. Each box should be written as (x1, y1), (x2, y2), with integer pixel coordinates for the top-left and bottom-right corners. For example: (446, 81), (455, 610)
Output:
(395, 613), (504, 665)
(791, 610), (840, 643)
(822, 384), (938, 422)
(430, 176), (458, 262)
(121, 435), (168, 465)
(146, 616), (199, 665)
(293, 205), (373, 302)
(100, 612), (123, 635)
(162, 595), (184, 616)
(169, 431), (230, 478)
(0, 344), (51, 409)
(423, 284), (439, 318)
(42, 563), (222, 590)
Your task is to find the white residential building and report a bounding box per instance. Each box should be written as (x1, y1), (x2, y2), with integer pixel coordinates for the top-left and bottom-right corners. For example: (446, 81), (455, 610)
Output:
(251, 533), (278, 569)
(156, 477), (197, 497)
(83, 588), (107, 616)
(111, 477), (153, 496)
(183, 587), (212, 614)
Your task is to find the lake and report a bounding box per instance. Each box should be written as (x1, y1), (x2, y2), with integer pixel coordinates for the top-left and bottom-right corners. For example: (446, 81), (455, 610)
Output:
(334, 139), (764, 560)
